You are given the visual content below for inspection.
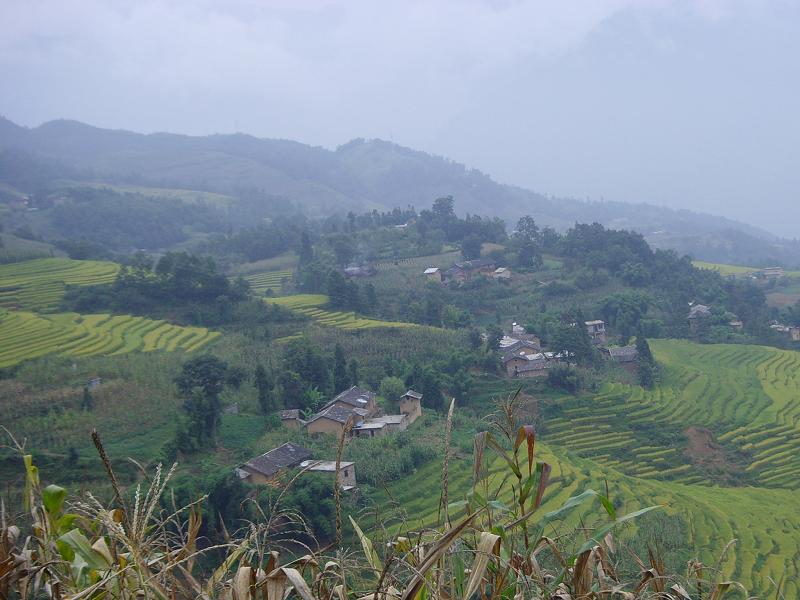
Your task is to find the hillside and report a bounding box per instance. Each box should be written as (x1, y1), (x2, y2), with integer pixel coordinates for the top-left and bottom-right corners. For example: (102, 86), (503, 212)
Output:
(2, 117), (798, 266)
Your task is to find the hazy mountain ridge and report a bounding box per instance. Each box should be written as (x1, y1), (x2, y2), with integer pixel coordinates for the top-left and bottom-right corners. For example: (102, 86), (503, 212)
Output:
(1, 116), (797, 266)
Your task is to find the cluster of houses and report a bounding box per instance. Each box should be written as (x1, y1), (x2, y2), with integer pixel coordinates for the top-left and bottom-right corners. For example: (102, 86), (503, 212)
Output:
(770, 322), (800, 341)
(281, 386), (423, 438)
(498, 321), (638, 378)
(235, 442), (358, 490)
(424, 259), (511, 285)
(236, 386), (424, 491)
(687, 303), (747, 335)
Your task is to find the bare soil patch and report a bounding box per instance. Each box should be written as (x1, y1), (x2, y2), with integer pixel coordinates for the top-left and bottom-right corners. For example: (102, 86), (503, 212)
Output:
(684, 426), (750, 485)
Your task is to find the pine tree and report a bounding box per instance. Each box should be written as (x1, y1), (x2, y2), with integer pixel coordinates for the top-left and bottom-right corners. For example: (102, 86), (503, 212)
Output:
(347, 359), (360, 387)
(254, 364), (274, 415)
(81, 386), (94, 411)
(333, 344), (349, 393)
(298, 230), (314, 264)
(636, 334), (657, 389)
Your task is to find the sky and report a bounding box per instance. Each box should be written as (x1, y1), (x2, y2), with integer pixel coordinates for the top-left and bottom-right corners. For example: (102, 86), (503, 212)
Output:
(1, 0), (798, 237)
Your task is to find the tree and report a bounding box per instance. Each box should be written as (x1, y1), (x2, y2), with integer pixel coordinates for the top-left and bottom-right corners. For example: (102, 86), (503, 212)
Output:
(636, 335), (657, 389)
(254, 364), (275, 415)
(468, 328), (483, 350)
(332, 344), (349, 393)
(363, 283), (378, 314)
(347, 359), (360, 387)
(461, 234), (483, 260)
(550, 320), (595, 366)
(379, 376), (406, 405)
(515, 216), (540, 242)
(277, 370), (307, 409)
(298, 230), (314, 264)
(432, 196), (455, 220)
(486, 325), (504, 351)
(81, 386), (94, 411)
(326, 270), (349, 309)
(175, 355), (229, 448)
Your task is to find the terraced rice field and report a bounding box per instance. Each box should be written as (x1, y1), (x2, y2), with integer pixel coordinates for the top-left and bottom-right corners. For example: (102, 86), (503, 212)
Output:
(265, 294), (417, 330)
(244, 269), (292, 295)
(541, 340), (800, 489)
(0, 310), (219, 367)
(381, 442), (800, 597)
(0, 258), (119, 311)
(693, 260), (800, 278)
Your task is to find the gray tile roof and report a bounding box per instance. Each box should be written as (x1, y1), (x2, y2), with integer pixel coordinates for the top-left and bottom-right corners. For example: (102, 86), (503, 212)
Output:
(242, 442), (311, 478)
(309, 405), (361, 425)
(606, 346), (638, 363)
(322, 386), (376, 411)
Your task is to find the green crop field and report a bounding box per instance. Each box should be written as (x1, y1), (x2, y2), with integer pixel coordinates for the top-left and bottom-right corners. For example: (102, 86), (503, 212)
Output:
(243, 269), (293, 295)
(0, 258), (119, 311)
(0, 309), (219, 367)
(379, 441), (799, 597)
(693, 260), (800, 278)
(376, 340), (800, 595)
(538, 340), (800, 489)
(265, 294), (417, 330)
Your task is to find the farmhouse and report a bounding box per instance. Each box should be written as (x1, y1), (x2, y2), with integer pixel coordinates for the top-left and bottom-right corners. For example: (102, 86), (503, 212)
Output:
(299, 460), (357, 490)
(423, 267), (442, 283)
(502, 351), (548, 377)
(770, 323), (800, 341)
(280, 409), (303, 429)
(585, 320), (607, 344)
(236, 442), (311, 485)
(443, 259), (497, 284)
(511, 355), (551, 378)
(320, 386), (378, 417)
(601, 345), (639, 373)
(344, 264), (376, 278)
(688, 304), (712, 334)
(306, 405), (365, 435)
(757, 267), (784, 280)
(399, 389), (423, 423)
(353, 420), (387, 438)
(501, 338), (542, 355)
(493, 267), (512, 280)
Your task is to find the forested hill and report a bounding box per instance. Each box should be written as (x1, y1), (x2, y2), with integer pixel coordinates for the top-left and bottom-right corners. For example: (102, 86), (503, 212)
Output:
(1, 116), (798, 265)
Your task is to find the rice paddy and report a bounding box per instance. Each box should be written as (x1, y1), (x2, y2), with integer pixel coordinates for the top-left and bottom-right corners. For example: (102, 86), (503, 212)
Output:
(539, 341), (800, 489)
(0, 309), (219, 367)
(0, 257), (119, 311)
(265, 294), (417, 330)
(380, 441), (800, 597)
(243, 269), (293, 295)
(374, 339), (800, 595)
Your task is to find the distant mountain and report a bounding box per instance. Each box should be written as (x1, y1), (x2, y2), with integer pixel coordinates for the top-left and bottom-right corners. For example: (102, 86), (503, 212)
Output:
(1, 116), (797, 266)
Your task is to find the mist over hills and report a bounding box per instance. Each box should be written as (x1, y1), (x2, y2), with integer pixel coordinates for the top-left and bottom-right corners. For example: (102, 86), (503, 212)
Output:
(1, 116), (797, 266)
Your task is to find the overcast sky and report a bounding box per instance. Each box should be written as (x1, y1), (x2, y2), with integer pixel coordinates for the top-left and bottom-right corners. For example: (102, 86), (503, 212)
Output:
(1, 0), (798, 237)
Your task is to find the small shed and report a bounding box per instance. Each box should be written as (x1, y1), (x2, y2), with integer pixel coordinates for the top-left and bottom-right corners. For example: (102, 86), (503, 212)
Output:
(493, 267), (512, 280)
(424, 267), (442, 283)
(300, 460), (357, 490)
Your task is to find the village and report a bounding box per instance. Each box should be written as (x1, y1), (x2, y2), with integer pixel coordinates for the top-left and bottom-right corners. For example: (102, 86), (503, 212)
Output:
(235, 387), (423, 490)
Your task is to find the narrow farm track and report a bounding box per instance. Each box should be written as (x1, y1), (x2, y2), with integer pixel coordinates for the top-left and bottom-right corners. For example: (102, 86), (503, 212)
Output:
(0, 309), (219, 366)
(0, 258), (119, 311)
